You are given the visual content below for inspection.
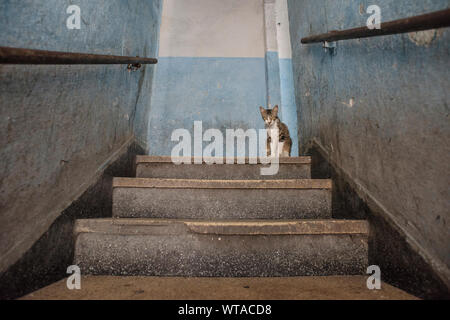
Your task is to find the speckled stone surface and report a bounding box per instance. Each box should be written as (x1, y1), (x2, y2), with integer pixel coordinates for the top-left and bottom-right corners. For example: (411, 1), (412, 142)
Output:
(74, 219), (368, 277)
(112, 182), (332, 220)
(136, 156), (312, 180)
(21, 276), (418, 300)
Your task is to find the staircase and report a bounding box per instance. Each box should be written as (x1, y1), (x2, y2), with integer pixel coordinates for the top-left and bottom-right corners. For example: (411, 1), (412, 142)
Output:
(74, 156), (369, 277)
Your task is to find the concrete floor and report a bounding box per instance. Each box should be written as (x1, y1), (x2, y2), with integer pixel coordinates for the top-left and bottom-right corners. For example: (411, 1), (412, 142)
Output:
(21, 276), (418, 300)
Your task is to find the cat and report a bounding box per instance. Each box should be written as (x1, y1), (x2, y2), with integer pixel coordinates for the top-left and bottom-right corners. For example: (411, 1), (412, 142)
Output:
(259, 105), (292, 157)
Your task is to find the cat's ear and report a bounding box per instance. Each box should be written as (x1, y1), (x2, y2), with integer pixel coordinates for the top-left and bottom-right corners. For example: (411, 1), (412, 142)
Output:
(273, 105), (279, 117)
(259, 106), (266, 118)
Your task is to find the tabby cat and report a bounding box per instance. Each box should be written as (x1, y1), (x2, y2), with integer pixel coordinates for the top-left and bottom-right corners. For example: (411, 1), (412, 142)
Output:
(259, 105), (292, 157)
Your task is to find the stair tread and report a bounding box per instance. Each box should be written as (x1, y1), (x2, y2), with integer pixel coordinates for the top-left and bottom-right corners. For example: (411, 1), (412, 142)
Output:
(75, 218), (369, 235)
(113, 177), (332, 189)
(21, 276), (418, 300)
(74, 218), (369, 276)
(136, 155), (312, 164)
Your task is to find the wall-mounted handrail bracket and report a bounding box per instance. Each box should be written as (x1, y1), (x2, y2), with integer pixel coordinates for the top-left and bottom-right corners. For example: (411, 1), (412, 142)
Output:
(127, 63), (142, 71)
(323, 41), (337, 56)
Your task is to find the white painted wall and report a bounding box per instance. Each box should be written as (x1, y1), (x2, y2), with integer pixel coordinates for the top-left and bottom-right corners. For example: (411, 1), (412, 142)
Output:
(264, 0), (278, 53)
(275, 0), (293, 59)
(159, 0), (265, 58)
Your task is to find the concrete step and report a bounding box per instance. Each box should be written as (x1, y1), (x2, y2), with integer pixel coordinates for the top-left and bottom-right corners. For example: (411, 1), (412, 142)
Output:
(136, 156), (312, 179)
(112, 178), (332, 219)
(74, 219), (369, 277)
(22, 276), (418, 300)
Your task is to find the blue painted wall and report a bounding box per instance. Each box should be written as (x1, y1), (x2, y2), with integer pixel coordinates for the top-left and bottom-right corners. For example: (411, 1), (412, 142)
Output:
(148, 57), (267, 155)
(265, 51), (282, 108)
(288, 0), (450, 277)
(0, 0), (162, 273)
(265, 52), (299, 156)
(279, 57), (299, 155)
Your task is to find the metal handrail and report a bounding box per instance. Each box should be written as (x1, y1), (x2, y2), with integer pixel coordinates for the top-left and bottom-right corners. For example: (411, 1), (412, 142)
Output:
(0, 46), (157, 67)
(301, 8), (450, 44)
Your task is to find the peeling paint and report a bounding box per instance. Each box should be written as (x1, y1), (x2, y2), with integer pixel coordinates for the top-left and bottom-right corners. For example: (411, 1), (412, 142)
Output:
(408, 29), (439, 47)
(359, 3), (365, 16)
(342, 98), (355, 108)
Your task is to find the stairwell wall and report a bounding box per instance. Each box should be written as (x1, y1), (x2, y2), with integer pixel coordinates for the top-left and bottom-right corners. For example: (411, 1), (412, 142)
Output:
(287, 0), (450, 297)
(0, 0), (162, 299)
(148, 0), (300, 157)
(148, 0), (267, 156)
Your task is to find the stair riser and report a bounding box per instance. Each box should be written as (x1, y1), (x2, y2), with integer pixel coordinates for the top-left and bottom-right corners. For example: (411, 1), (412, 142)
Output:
(113, 188), (332, 219)
(75, 233), (368, 277)
(136, 163), (311, 180)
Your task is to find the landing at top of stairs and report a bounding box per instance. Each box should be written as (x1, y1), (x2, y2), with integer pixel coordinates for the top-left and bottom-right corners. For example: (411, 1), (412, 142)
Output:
(136, 156), (312, 164)
(135, 156), (313, 180)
